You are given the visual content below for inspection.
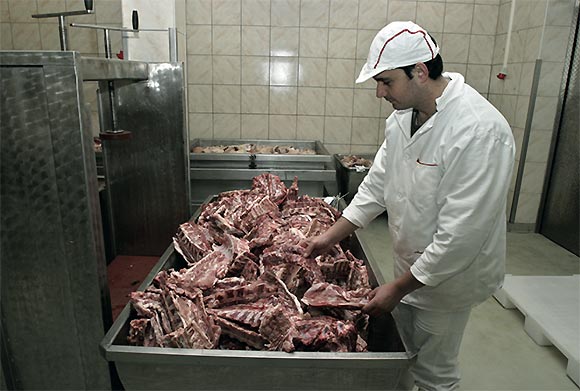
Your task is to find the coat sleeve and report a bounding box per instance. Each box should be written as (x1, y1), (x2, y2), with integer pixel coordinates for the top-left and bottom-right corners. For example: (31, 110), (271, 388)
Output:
(410, 126), (515, 287)
(341, 138), (388, 229)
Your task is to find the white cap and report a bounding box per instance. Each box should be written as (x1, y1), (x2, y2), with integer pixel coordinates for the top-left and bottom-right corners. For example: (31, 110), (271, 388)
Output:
(356, 21), (439, 83)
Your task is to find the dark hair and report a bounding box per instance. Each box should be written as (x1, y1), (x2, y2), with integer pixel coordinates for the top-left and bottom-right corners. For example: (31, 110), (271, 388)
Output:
(399, 54), (444, 80)
(398, 34), (444, 80)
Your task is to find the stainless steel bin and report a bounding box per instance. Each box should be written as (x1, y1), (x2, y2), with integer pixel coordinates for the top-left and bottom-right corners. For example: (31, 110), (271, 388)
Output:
(189, 139), (337, 208)
(335, 154), (375, 204)
(100, 201), (410, 390)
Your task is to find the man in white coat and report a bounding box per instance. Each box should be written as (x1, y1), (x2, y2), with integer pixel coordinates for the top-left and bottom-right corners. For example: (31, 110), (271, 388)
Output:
(304, 21), (515, 390)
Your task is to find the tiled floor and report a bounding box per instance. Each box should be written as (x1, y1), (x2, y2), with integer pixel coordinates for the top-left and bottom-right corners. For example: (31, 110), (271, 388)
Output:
(107, 255), (160, 320)
(356, 214), (579, 390)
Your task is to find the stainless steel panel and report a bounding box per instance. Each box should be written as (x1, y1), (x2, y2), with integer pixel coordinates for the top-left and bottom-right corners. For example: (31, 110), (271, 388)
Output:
(99, 63), (190, 256)
(539, 10), (579, 256)
(100, 210), (409, 390)
(1, 51), (111, 389)
(189, 168), (335, 207)
(80, 57), (149, 81)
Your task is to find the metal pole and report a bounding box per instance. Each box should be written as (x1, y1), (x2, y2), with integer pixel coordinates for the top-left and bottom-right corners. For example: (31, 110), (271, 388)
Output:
(58, 15), (68, 50)
(509, 59), (543, 223)
(168, 27), (178, 62)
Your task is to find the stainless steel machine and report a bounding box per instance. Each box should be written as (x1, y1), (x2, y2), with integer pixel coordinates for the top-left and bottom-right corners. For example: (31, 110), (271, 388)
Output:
(0, 49), (189, 389)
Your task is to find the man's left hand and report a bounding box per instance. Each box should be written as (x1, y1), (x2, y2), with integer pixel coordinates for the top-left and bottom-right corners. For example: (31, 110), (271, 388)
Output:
(362, 283), (405, 316)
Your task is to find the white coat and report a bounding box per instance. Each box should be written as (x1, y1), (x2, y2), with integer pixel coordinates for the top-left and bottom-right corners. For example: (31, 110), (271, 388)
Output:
(342, 73), (516, 312)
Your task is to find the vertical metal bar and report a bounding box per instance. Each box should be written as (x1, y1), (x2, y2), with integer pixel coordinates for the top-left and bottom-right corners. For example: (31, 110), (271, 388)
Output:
(103, 29), (112, 59)
(509, 59), (543, 223)
(58, 15), (68, 51)
(168, 27), (178, 62)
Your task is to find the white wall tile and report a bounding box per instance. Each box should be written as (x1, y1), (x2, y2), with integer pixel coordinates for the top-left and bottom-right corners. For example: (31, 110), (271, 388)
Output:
(465, 64), (491, 94)
(12, 23), (41, 50)
(242, 26), (270, 56)
(324, 116), (352, 144)
(541, 26), (572, 62)
(187, 0), (211, 25)
(325, 88), (354, 116)
(520, 161), (548, 194)
(188, 55), (213, 84)
(297, 87), (326, 115)
(357, 0), (388, 30)
(1, 22), (12, 49)
(472, 4), (499, 35)
(299, 27), (328, 57)
(329, 0), (358, 29)
(39, 23), (61, 50)
(388, 0), (417, 23)
(189, 85), (213, 113)
(213, 56), (241, 85)
(187, 25), (212, 54)
(328, 29), (357, 59)
(546, 0), (576, 27)
(0, 0), (10, 23)
(213, 114), (241, 139)
(271, 27), (299, 56)
(189, 113), (213, 139)
(213, 0), (241, 25)
(214, 85), (241, 113)
(326, 59), (356, 88)
(441, 34), (469, 63)
(416, 2), (445, 33)
(514, 192), (541, 224)
(297, 115), (325, 140)
(242, 56), (270, 85)
(213, 26), (240, 55)
(269, 114), (297, 139)
(356, 29), (375, 59)
(270, 57), (298, 86)
(298, 57), (327, 87)
(537, 61), (565, 97)
(96, 0), (122, 24)
(526, 128), (553, 163)
(300, 0), (330, 27)
(351, 117), (379, 145)
(468, 35), (494, 64)
(531, 96), (558, 130)
(241, 114), (269, 138)
(8, 0), (36, 22)
(241, 86), (269, 114)
(353, 89), (381, 117)
(515, 95), (530, 128)
(271, 0), (300, 27)
(242, 0), (270, 26)
(444, 3), (474, 34)
(518, 62), (535, 96)
(270, 86), (298, 114)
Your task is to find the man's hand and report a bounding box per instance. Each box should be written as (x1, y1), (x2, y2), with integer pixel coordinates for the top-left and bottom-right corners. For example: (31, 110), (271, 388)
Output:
(362, 283), (405, 316)
(302, 234), (334, 258)
(362, 270), (425, 316)
(301, 217), (360, 258)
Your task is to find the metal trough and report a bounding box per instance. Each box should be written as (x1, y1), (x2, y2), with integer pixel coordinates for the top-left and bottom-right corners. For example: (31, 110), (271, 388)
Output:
(100, 200), (410, 390)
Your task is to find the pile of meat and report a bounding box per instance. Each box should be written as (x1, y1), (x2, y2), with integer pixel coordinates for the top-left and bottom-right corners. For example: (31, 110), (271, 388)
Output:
(340, 155), (373, 169)
(191, 143), (316, 155)
(128, 173), (373, 353)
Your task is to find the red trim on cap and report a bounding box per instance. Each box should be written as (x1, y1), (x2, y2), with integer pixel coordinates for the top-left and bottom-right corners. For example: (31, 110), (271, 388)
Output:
(373, 29), (435, 69)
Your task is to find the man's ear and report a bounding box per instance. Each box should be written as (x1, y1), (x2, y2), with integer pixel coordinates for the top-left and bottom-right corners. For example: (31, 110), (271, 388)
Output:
(415, 63), (429, 81)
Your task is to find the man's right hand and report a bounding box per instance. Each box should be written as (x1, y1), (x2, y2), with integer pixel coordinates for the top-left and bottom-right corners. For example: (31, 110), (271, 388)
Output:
(302, 234), (334, 258)
(301, 216), (360, 258)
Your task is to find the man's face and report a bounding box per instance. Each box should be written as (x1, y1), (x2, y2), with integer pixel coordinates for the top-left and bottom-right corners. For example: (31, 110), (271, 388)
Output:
(373, 68), (416, 110)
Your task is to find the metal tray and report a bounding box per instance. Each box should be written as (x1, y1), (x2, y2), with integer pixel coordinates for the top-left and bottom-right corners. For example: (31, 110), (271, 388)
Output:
(189, 140), (337, 208)
(190, 139), (332, 169)
(100, 200), (410, 390)
(335, 154), (375, 204)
